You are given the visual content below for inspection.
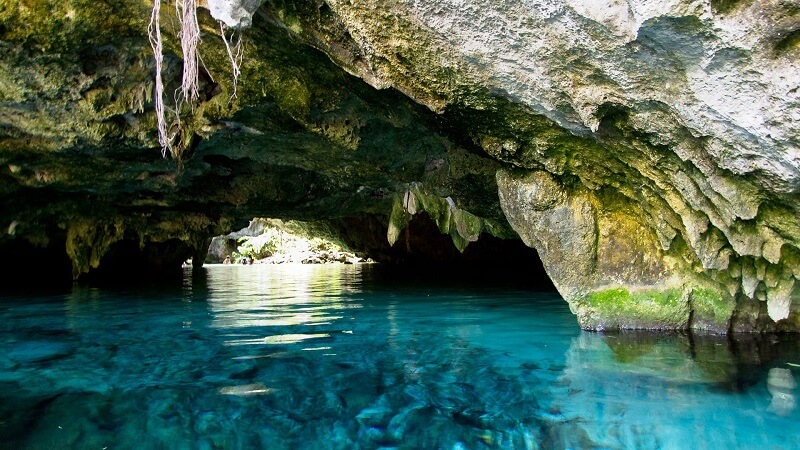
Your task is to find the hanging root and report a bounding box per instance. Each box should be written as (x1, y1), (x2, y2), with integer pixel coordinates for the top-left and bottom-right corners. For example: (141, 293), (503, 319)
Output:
(220, 22), (243, 101)
(147, 0), (172, 157)
(148, 0), (247, 158)
(176, 0), (201, 104)
(147, 0), (198, 159)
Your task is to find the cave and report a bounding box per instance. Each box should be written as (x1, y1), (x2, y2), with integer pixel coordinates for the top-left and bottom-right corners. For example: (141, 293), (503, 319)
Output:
(2, 0), (798, 332)
(202, 213), (558, 290)
(1, 0), (799, 446)
(0, 212), (556, 290)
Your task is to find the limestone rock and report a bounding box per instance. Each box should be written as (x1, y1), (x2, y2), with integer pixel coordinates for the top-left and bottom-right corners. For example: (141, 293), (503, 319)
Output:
(1, 0), (799, 331)
(206, 0), (265, 29)
(298, 0), (800, 331)
(497, 169), (596, 296)
(767, 277), (795, 322)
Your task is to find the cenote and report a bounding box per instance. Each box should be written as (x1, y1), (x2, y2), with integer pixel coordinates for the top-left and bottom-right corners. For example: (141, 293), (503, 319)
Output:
(1, 264), (798, 449)
(3, 0), (800, 448)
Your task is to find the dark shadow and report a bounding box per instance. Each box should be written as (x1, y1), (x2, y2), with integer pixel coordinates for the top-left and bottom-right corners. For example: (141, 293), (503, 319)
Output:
(76, 237), (193, 286)
(359, 213), (557, 292)
(598, 330), (800, 392)
(0, 235), (73, 294)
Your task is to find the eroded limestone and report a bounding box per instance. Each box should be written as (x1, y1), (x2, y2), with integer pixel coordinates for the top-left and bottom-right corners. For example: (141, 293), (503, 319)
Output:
(1, 0), (798, 332)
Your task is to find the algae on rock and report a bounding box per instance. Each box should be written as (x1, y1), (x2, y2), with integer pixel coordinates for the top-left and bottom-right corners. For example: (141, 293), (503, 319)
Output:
(2, 0), (799, 333)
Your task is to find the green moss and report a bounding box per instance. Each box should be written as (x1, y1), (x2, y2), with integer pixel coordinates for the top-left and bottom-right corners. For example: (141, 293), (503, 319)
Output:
(442, 92), (609, 177)
(0, 0), (147, 52)
(411, 187), (452, 234)
(774, 29), (800, 55)
(385, 184), (495, 252)
(65, 219), (125, 279)
(709, 0), (750, 14)
(278, 9), (303, 34)
(449, 228), (469, 252)
(387, 186), (486, 252)
(386, 195), (407, 246)
(690, 288), (734, 331)
(451, 208), (483, 243)
(577, 287), (689, 330)
(270, 75), (312, 117)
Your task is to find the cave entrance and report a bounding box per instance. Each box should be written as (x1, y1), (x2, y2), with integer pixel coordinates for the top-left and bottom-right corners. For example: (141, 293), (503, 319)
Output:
(205, 214), (557, 292)
(0, 214), (556, 292)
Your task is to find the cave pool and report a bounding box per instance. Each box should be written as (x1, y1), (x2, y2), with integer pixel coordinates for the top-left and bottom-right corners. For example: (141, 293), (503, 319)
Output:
(1, 264), (798, 449)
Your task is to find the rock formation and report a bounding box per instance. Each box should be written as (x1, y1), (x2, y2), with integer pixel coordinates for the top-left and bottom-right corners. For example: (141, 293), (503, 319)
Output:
(1, 0), (798, 332)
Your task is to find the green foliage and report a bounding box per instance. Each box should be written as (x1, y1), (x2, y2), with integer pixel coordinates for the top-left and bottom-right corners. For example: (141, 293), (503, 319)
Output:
(310, 238), (334, 252)
(233, 221), (350, 262)
(237, 233), (278, 259)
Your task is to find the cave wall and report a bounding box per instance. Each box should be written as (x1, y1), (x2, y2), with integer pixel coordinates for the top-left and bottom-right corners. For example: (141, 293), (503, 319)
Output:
(0, 0), (508, 282)
(259, 0), (800, 332)
(1, 0), (799, 332)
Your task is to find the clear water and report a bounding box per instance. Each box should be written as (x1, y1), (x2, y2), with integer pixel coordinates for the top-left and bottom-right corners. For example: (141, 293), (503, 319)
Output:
(1, 264), (798, 449)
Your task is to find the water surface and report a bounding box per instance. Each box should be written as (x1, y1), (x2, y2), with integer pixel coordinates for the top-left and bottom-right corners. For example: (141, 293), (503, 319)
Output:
(1, 264), (798, 449)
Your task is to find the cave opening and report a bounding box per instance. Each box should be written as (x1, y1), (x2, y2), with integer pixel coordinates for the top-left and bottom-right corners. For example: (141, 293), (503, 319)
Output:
(0, 213), (557, 293)
(0, 233), (73, 290)
(203, 213), (557, 292)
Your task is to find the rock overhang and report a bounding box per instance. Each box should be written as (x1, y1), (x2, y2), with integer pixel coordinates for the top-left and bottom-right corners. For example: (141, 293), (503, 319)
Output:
(1, 0), (798, 332)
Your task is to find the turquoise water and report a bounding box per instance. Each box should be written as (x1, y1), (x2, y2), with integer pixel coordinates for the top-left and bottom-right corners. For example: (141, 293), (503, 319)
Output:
(1, 264), (798, 449)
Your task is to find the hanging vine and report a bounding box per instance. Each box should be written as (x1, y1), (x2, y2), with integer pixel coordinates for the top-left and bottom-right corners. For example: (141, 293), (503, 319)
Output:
(220, 22), (243, 102)
(147, 0), (247, 159)
(176, 0), (201, 104)
(147, 0), (173, 158)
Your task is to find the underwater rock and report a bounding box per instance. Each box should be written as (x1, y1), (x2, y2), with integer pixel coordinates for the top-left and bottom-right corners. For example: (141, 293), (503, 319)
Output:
(6, 341), (76, 363)
(218, 383), (273, 396)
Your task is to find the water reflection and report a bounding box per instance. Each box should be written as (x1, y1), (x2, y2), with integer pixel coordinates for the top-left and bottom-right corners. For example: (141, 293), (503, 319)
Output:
(0, 265), (798, 448)
(767, 368), (796, 416)
(557, 331), (800, 448)
(592, 331), (800, 393)
(203, 265), (361, 352)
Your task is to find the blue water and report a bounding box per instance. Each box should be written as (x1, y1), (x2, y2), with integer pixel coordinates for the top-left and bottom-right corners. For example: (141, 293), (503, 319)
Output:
(1, 264), (798, 449)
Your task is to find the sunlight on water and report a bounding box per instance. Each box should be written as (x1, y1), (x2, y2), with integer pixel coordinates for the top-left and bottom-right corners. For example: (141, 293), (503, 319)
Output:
(0, 264), (798, 449)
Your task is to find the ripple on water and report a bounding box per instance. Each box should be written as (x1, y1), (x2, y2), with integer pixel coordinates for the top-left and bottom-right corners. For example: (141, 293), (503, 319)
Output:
(0, 264), (798, 449)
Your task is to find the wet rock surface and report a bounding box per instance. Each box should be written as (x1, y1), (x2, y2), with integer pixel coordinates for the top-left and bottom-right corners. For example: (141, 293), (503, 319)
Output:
(1, 0), (799, 331)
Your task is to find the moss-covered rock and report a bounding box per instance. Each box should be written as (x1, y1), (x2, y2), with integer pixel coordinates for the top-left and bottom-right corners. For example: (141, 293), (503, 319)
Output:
(573, 287), (690, 331)
(1, 0), (799, 333)
(690, 288), (736, 333)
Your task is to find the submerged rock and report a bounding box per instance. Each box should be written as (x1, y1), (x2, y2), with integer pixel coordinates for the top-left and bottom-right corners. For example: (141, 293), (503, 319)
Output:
(7, 341), (76, 364)
(218, 383), (273, 396)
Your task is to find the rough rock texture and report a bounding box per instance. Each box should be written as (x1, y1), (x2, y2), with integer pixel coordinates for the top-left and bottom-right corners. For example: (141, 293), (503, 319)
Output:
(207, 0), (264, 29)
(0, 0), (509, 282)
(1, 0), (798, 332)
(269, 0), (800, 332)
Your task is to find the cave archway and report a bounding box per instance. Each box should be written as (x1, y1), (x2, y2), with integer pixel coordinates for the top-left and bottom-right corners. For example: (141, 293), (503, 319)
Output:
(205, 213), (557, 291)
(0, 213), (557, 294)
